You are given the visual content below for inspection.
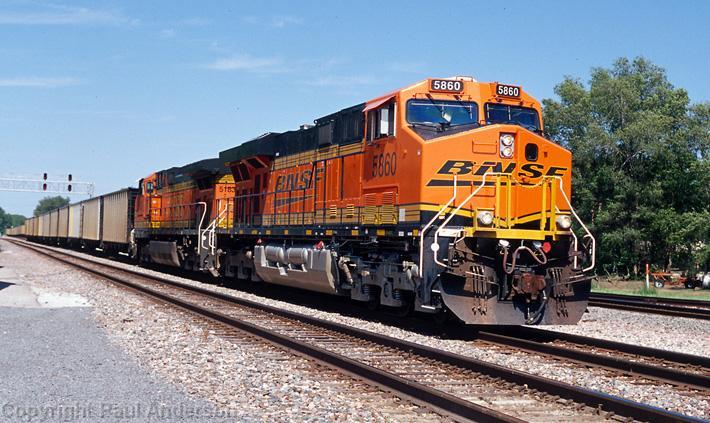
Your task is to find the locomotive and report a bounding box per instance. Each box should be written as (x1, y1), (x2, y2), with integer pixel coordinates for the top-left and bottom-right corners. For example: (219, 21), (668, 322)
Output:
(20, 76), (596, 325)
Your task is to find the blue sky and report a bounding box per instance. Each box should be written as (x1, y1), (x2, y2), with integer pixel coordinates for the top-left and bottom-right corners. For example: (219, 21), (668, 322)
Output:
(1, 0), (708, 216)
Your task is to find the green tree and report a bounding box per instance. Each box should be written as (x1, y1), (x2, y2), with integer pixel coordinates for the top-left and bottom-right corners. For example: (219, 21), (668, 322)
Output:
(8, 214), (25, 227)
(33, 196), (70, 217)
(0, 207), (6, 235)
(543, 57), (709, 275)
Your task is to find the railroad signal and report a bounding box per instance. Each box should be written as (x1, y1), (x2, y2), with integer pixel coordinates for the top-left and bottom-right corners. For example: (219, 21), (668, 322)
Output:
(0, 174), (94, 196)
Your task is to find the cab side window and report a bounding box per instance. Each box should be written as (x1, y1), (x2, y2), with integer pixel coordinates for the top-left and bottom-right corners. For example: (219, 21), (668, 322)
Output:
(367, 101), (395, 141)
(145, 182), (154, 194)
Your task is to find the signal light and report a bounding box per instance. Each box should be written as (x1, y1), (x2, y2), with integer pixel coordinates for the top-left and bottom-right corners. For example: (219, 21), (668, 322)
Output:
(68, 174), (72, 182)
(68, 185), (72, 192)
(43, 173), (47, 180)
(42, 183), (47, 191)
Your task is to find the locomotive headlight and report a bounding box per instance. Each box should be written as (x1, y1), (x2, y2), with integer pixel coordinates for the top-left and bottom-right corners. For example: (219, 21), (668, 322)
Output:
(500, 133), (515, 146)
(477, 210), (494, 226)
(556, 215), (572, 230)
(500, 133), (515, 158)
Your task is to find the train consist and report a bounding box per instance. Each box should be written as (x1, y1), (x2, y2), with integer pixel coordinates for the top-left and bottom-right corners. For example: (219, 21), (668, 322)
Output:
(10, 76), (595, 325)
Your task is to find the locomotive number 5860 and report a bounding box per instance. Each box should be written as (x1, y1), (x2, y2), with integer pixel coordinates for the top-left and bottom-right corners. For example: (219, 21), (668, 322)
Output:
(372, 152), (397, 177)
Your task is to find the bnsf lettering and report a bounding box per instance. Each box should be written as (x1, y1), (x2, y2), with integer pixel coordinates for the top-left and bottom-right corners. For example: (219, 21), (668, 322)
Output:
(437, 160), (473, 175)
(274, 168), (323, 192)
(519, 163), (544, 178)
(545, 166), (566, 177)
(474, 161), (516, 175)
(435, 160), (568, 179)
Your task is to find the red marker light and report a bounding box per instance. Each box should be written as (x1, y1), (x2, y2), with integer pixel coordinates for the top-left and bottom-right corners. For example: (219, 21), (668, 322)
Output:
(542, 242), (552, 253)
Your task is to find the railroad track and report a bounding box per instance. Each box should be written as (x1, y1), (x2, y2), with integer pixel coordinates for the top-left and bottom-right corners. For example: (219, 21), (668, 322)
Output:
(474, 327), (710, 391)
(589, 292), (710, 320)
(7, 238), (704, 423)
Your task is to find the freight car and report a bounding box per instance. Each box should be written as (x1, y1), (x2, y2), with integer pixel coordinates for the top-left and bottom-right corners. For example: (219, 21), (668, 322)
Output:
(5, 224), (24, 236)
(20, 188), (137, 253)
(7, 77), (595, 325)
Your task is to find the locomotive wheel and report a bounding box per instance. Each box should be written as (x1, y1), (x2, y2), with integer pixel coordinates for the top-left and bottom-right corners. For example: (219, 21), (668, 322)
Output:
(392, 298), (413, 318)
(366, 286), (380, 311)
(432, 307), (451, 326)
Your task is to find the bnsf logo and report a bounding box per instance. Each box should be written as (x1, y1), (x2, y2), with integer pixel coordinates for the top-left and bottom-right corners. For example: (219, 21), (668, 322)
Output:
(274, 168), (324, 192)
(436, 160), (567, 178)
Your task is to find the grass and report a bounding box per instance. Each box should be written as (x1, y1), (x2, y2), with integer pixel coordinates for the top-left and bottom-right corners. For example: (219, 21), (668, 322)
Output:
(591, 283), (710, 301)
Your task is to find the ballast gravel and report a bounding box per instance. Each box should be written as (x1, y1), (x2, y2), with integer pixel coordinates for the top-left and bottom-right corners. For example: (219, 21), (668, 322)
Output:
(4, 239), (709, 420)
(544, 306), (709, 354)
(0, 240), (441, 422)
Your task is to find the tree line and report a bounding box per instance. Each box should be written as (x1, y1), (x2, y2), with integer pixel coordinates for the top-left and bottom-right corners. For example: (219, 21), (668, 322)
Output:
(543, 57), (709, 275)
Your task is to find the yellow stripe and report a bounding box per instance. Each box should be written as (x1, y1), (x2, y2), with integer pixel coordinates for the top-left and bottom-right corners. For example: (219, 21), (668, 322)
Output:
(216, 174), (235, 184)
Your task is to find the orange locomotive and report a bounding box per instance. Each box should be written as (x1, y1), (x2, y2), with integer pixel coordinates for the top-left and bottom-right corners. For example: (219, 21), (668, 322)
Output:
(133, 76), (596, 325)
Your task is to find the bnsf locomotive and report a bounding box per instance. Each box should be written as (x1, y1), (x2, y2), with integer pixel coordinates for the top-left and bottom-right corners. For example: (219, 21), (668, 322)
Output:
(16, 77), (595, 325)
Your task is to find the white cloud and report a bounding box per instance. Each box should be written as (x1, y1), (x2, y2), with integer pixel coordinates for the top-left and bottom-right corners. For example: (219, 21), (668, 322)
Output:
(0, 77), (81, 87)
(180, 17), (210, 27)
(242, 15), (302, 28)
(271, 16), (302, 28)
(386, 62), (427, 74)
(303, 75), (377, 87)
(0, 5), (135, 26)
(203, 55), (281, 71)
(159, 28), (176, 39)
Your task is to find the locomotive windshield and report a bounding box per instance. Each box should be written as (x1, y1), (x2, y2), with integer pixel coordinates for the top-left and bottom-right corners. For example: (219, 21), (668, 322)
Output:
(406, 99), (479, 140)
(407, 99), (478, 127)
(484, 103), (540, 132)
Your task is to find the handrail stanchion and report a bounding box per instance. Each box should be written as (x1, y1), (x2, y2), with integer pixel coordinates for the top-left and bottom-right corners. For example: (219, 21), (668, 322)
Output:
(417, 175), (457, 277)
(432, 173), (490, 268)
(554, 177), (595, 272)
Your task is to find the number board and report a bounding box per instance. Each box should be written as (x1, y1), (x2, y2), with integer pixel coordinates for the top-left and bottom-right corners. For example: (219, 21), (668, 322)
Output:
(430, 79), (463, 93)
(496, 84), (521, 98)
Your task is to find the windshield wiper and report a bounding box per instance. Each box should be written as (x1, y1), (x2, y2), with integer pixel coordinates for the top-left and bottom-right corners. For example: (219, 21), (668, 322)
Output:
(410, 122), (443, 130)
(449, 121), (480, 128)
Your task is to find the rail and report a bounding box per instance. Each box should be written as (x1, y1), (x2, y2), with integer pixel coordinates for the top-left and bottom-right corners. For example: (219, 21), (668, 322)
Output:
(589, 292), (710, 321)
